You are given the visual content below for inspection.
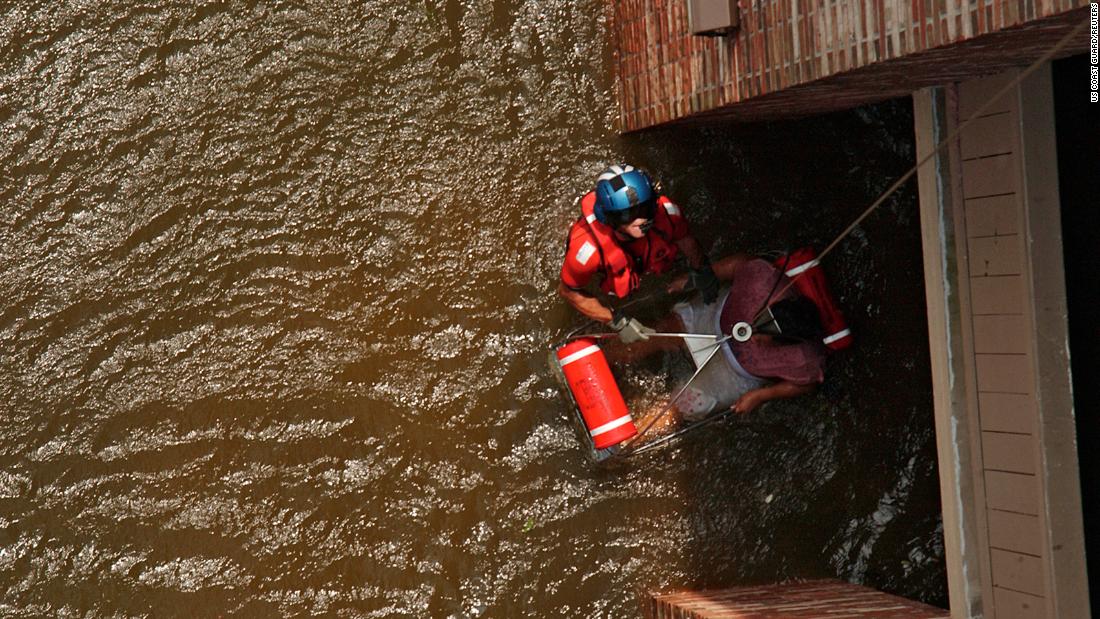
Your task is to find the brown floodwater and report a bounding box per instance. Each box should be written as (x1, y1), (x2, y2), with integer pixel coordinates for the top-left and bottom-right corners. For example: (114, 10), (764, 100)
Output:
(0, 1), (947, 616)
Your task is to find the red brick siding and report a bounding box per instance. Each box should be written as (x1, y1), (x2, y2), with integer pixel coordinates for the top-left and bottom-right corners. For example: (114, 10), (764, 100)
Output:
(648, 580), (949, 618)
(612, 0), (1088, 130)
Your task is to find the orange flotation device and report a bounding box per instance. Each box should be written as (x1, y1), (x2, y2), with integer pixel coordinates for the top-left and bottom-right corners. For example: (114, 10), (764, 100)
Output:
(555, 338), (637, 449)
(774, 248), (853, 351)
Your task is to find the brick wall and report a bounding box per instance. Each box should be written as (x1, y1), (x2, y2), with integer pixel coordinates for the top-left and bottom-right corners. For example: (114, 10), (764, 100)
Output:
(648, 580), (949, 618)
(612, 0), (1088, 130)
(646, 584), (950, 615)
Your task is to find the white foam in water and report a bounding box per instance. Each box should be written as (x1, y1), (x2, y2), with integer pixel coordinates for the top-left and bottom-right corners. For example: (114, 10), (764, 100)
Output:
(136, 557), (251, 592)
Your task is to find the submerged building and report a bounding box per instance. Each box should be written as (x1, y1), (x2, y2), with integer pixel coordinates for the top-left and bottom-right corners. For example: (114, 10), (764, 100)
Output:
(612, 0), (1095, 617)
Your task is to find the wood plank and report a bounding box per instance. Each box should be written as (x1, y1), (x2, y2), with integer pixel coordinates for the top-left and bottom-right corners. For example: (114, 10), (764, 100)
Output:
(973, 314), (1029, 354)
(958, 70), (1018, 118)
(982, 431), (1037, 474)
(915, 87), (986, 619)
(1019, 63), (1091, 619)
(993, 586), (1047, 619)
(979, 392), (1037, 434)
(976, 353), (1032, 394)
(962, 154), (1019, 199)
(968, 234), (1022, 276)
(970, 275), (1024, 315)
(966, 194), (1020, 237)
(960, 111), (1015, 159)
(985, 470), (1039, 515)
(988, 509), (1044, 556)
(991, 548), (1045, 596)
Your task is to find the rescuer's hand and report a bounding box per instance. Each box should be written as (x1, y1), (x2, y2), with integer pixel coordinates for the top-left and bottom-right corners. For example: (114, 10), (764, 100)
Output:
(610, 312), (655, 344)
(689, 262), (719, 304)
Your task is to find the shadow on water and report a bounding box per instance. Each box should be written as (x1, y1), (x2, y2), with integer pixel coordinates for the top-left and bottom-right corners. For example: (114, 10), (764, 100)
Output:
(611, 99), (949, 609)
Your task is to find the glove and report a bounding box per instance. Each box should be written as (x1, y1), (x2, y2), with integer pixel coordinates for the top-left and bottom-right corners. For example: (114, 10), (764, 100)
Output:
(609, 311), (655, 344)
(689, 261), (719, 305)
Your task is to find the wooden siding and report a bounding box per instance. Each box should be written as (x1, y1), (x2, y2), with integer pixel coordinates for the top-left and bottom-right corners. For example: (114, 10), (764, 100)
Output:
(647, 580), (948, 618)
(956, 72), (1052, 619)
(915, 66), (1088, 618)
(611, 0), (1088, 130)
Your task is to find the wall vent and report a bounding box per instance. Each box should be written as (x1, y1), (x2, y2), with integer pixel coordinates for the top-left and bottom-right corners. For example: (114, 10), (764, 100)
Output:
(687, 0), (739, 36)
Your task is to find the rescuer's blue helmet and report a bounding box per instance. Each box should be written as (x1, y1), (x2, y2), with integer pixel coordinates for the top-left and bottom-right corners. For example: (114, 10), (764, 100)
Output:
(593, 164), (658, 227)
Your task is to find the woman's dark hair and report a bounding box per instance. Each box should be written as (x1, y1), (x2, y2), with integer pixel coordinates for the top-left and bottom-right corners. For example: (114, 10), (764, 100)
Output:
(759, 296), (823, 344)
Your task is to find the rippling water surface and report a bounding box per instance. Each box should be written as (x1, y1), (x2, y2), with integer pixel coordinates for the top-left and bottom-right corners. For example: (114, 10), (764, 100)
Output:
(1, 1), (946, 616)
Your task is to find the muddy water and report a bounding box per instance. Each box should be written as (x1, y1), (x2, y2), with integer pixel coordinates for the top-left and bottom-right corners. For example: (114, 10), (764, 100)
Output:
(0, 1), (946, 616)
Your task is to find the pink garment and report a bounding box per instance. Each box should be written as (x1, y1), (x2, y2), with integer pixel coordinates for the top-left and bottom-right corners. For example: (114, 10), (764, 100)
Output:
(718, 259), (828, 385)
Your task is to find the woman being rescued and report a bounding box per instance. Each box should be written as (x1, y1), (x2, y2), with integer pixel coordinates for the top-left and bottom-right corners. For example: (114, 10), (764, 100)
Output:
(620, 254), (828, 421)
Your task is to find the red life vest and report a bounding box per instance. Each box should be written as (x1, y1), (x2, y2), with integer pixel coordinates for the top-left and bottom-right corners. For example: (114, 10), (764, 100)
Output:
(568, 191), (681, 298)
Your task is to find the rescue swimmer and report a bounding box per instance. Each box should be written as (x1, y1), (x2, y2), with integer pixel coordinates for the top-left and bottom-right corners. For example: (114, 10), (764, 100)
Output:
(557, 164), (719, 343)
(555, 251), (842, 458)
(554, 166), (851, 457)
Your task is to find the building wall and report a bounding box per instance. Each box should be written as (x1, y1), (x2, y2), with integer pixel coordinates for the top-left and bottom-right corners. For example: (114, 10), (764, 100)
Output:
(612, 0), (1088, 130)
(648, 580), (949, 618)
(914, 66), (1089, 619)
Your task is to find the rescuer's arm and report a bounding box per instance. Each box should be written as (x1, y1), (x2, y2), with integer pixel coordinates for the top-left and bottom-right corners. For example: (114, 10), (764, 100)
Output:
(557, 281), (614, 323)
(732, 380), (816, 414)
(558, 282), (654, 343)
(560, 235), (614, 323)
(668, 253), (753, 292)
(675, 235), (707, 270)
(668, 235), (719, 303)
